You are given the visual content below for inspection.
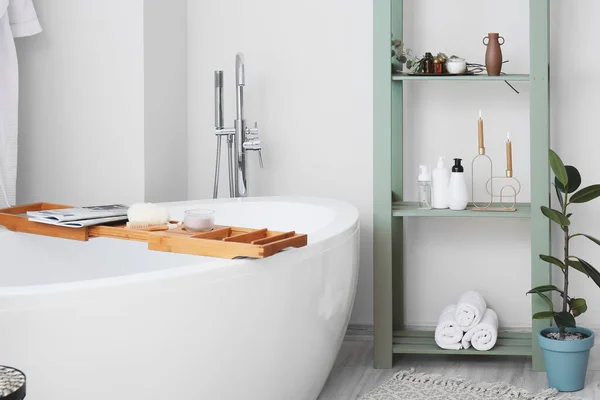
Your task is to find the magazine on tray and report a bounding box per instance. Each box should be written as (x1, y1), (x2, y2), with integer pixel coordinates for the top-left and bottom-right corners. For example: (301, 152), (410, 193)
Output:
(27, 204), (129, 228)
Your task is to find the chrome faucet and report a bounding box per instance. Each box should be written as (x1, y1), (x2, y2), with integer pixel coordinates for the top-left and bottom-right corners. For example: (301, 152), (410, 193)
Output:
(213, 53), (263, 198)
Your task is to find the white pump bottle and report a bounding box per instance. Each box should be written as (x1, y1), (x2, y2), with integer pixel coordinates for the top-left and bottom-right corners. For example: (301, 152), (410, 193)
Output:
(448, 158), (468, 211)
(431, 157), (450, 209)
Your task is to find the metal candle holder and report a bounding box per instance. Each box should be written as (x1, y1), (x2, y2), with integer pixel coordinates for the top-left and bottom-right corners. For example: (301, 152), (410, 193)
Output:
(471, 147), (521, 212)
(471, 146), (493, 209)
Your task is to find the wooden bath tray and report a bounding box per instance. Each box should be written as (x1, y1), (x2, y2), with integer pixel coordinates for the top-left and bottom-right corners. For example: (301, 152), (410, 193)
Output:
(0, 203), (308, 259)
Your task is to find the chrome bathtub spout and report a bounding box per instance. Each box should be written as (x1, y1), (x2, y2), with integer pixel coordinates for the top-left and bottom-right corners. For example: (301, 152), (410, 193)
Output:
(213, 53), (263, 199)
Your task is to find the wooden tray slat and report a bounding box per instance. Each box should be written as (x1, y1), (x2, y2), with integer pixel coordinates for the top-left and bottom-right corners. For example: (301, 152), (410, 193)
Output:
(251, 231), (295, 245)
(148, 233), (265, 259)
(88, 224), (151, 242)
(191, 227), (232, 239)
(260, 234), (308, 257)
(223, 228), (268, 243)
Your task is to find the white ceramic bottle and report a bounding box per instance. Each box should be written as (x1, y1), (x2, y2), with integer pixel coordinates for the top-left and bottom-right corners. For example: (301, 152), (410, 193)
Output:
(431, 157), (450, 209)
(448, 158), (468, 211)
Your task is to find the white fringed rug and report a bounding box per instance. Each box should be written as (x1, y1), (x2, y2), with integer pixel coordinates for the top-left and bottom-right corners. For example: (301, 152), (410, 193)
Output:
(360, 369), (580, 400)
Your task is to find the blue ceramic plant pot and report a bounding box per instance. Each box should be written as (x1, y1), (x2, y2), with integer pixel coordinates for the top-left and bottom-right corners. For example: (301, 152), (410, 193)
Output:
(538, 327), (595, 392)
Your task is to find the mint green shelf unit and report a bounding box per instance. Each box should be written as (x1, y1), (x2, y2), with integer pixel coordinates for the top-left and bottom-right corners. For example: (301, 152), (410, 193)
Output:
(373, 0), (551, 370)
(392, 74), (530, 81)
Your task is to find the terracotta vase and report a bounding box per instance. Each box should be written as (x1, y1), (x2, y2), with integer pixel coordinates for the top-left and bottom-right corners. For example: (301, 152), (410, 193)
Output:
(483, 33), (504, 76)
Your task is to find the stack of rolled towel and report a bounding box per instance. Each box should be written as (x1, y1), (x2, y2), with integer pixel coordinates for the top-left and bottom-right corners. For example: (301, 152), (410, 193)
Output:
(434, 290), (499, 351)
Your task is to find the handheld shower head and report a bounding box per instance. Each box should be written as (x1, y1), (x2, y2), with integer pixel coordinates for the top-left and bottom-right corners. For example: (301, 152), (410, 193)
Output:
(214, 70), (224, 129)
(235, 53), (245, 86)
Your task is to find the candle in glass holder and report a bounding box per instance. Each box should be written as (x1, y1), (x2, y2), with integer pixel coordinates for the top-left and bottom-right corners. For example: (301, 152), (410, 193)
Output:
(184, 209), (215, 232)
(478, 110), (485, 155)
(506, 132), (513, 177)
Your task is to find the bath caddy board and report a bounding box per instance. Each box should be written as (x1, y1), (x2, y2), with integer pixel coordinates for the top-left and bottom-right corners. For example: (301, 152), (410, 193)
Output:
(0, 203), (308, 259)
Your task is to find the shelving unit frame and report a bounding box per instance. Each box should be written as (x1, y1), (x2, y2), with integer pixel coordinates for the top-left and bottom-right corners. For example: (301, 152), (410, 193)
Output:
(373, 0), (551, 371)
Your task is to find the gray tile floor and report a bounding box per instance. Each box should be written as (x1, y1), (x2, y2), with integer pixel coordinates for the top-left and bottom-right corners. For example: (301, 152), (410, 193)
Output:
(317, 335), (600, 399)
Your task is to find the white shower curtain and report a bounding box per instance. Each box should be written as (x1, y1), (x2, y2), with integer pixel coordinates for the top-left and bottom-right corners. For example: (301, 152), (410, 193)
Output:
(0, 0), (41, 208)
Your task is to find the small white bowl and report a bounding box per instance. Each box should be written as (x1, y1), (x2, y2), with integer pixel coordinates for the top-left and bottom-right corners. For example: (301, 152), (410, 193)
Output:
(184, 209), (215, 232)
(446, 58), (467, 74)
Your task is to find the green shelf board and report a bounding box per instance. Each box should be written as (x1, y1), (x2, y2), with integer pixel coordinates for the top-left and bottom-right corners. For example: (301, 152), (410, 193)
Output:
(392, 202), (532, 218)
(392, 74), (530, 82)
(393, 330), (532, 356)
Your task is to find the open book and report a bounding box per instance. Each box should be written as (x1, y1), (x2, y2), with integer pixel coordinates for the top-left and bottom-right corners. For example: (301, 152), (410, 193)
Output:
(27, 204), (129, 228)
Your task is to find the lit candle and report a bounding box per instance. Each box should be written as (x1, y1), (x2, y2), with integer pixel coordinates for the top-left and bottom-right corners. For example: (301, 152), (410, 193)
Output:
(506, 132), (513, 177)
(478, 110), (485, 155)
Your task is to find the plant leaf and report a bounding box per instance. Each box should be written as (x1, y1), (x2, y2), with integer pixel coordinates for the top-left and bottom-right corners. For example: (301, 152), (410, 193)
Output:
(569, 298), (587, 317)
(541, 206), (570, 226)
(566, 213), (573, 218)
(568, 259), (589, 277)
(527, 285), (563, 296)
(549, 149), (568, 187)
(533, 311), (554, 319)
(554, 311), (576, 328)
(540, 255), (566, 270)
(580, 234), (600, 247)
(555, 184), (564, 208)
(573, 257), (600, 289)
(555, 165), (581, 194)
(536, 292), (554, 311)
(570, 184), (600, 203)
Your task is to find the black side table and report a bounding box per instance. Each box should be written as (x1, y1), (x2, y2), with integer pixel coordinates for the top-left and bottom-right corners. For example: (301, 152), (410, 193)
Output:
(0, 366), (25, 400)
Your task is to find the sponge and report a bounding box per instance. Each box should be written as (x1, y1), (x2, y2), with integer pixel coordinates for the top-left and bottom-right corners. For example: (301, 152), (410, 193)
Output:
(127, 203), (170, 228)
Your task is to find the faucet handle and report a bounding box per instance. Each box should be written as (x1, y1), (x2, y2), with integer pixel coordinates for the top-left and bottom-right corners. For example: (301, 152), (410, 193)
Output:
(247, 121), (259, 135)
(244, 122), (263, 168)
(252, 123), (263, 168)
(258, 149), (264, 169)
(243, 138), (261, 149)
(243, 137), (263, 168)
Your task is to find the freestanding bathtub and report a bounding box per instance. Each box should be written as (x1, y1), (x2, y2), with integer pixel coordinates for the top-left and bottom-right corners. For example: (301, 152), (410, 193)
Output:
(0, 197), (359, 400)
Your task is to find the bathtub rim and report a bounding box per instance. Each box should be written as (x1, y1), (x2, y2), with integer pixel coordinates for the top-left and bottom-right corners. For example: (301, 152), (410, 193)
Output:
(0, 196), (359, 296)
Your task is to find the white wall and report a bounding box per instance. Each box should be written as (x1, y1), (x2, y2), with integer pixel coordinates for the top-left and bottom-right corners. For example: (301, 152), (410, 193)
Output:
(16, 0), (188, 206)
(144, 0), (188, 203)
(16, 0), (146, 205)
(188, 0), (600, 330)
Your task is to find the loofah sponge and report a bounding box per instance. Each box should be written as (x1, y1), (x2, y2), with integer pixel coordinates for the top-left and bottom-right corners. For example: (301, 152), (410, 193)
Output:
(127, 203), (170, 226)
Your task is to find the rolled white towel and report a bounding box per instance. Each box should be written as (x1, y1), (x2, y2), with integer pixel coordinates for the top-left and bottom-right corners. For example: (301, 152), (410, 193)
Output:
(454, 290), (487, 332)
(435, 305), (463, 350)
(462, 308), (499, 351)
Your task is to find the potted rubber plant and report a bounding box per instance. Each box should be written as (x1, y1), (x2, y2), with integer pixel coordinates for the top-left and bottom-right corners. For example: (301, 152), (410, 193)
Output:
(527, 149), (599, 392)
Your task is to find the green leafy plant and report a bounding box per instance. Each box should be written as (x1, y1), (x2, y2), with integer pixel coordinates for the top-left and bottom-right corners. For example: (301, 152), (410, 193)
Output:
(527, 150), (600, 339)
(391, 39), (415, 72)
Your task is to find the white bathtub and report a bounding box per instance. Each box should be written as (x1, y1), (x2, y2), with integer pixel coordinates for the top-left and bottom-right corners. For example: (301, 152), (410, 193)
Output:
(0, 197), (359, 400)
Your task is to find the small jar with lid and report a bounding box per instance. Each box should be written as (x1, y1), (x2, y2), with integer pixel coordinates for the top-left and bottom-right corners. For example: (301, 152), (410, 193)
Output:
(446, 57), (467, 74)
(433, 58), (442, 74)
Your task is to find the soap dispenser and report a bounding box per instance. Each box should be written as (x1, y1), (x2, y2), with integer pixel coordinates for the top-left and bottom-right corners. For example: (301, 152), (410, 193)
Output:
(417, 165), (432, 210)
(432, 157), (450, 209)
(448, 158), (468, 211)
